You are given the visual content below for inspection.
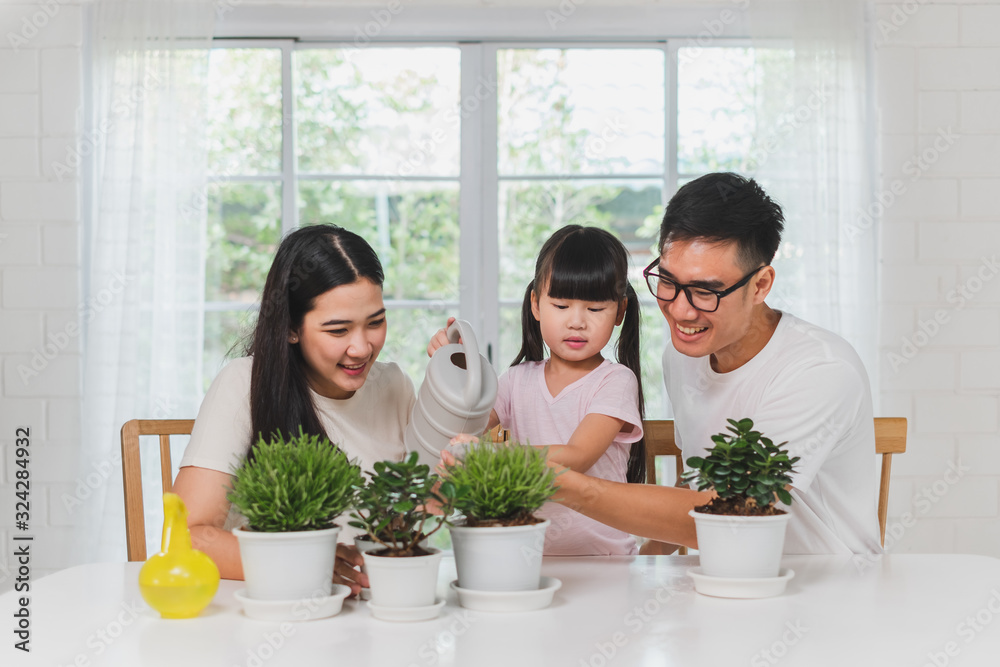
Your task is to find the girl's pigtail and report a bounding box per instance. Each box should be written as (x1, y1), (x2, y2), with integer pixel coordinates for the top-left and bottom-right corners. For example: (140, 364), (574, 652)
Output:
(512, 281), (546, 366)
(617, 282), (647, 484)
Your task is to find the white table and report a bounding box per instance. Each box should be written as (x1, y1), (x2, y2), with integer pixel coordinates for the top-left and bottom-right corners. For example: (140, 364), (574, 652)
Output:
(4, 554), (1000, 666)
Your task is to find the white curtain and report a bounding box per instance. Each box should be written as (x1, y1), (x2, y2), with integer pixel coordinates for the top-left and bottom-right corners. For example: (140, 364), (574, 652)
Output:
(745, 0), (878, 385)
(76, 0), (215, 564)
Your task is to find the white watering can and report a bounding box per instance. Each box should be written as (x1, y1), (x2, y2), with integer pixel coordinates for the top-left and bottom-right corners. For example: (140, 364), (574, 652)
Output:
(404, 319), (498, 466)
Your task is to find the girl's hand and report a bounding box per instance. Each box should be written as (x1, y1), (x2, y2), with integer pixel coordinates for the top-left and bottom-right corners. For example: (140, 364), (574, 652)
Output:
(437, 433), (477, 473)
(426, 317), (458, 357)
(333, 544), (368, 596)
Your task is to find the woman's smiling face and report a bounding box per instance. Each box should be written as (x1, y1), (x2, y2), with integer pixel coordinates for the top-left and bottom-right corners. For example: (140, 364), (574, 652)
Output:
(293, 279), (387, 400)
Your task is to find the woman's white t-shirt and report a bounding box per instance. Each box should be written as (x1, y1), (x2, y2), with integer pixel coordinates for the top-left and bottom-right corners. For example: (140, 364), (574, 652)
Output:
(179, 356), (416, 541)
(663, 311), (883, 555)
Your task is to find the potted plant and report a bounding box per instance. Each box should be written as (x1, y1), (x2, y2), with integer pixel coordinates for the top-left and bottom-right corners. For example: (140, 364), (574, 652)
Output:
(349, 452), (458, 616)
(443, 437), (560, 592)
(683, 418), (799, 579)
(352, 516), (429, 601)
(228, 429), (363, 601)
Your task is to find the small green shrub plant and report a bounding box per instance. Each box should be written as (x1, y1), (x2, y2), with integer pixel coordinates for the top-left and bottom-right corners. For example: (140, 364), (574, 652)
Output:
(682, 418), (799, 517)
(349, 452), (459, 557)
(443, 437), (560, 527)
(228, 428), (363, 532)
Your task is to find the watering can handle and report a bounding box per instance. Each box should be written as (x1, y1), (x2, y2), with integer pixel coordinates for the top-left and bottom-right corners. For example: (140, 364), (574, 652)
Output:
(447, 319), (482, 408)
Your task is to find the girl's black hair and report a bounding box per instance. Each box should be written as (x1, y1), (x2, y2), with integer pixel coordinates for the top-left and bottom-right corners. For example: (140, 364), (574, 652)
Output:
(242, 224), (384, 458)
(512, 225), (646, 483)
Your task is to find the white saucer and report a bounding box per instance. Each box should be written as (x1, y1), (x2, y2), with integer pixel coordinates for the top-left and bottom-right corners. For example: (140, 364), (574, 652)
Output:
(687, 568), (795, 599)
(233, 585), (351, 621)
(450, 576), (562, 612)
(367, 598), (446, 622)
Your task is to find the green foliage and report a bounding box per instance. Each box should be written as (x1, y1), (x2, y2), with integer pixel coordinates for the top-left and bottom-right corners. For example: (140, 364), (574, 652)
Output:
(443, 438), (560, 524)
(228, 429), (363, 532)
(349, 452), (458, 556)
(682, 418), (799, 511)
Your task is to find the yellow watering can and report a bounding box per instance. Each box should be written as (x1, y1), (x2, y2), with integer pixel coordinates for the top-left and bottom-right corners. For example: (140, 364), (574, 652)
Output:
(139, 493), (220, 619)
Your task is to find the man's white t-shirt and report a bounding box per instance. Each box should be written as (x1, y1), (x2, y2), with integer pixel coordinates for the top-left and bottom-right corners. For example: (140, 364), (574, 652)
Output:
(179, 356), (416, 542)
(663, 311), (882, 555)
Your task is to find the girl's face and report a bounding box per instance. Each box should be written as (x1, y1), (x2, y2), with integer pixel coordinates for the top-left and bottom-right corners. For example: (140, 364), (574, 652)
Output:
(530, 281), (625, 367)
(292, 279), (387, 400)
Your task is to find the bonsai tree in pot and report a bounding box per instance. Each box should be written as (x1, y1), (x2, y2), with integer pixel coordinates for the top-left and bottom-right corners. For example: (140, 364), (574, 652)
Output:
(683, 418), (799, 579)
(443, 437), (560, 592)
(228, 428), (363, 601)
(349, 452), (458, 615)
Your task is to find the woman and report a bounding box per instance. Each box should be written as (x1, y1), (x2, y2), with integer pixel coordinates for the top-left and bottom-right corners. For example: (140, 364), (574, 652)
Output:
(173, 224), (426, 594)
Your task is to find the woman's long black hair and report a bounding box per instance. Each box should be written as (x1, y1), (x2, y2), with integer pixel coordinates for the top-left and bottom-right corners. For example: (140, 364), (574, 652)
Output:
(243, 224), (384, 457)
(512, 225), (646, 483)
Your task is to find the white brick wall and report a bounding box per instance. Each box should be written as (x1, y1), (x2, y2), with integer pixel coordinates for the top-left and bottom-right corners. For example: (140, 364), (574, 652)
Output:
(877, 1), (1000, 557)
(0, 2), (83, 593)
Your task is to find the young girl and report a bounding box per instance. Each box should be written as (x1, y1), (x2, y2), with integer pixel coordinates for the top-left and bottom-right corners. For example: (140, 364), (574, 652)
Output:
(477, 225), (646, 556)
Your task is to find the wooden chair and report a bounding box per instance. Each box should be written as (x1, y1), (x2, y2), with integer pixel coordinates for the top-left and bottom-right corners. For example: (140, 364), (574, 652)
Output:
(643, 417), (908, 549)
(874, 417), (907, 546)
(120, 418), (195, 562)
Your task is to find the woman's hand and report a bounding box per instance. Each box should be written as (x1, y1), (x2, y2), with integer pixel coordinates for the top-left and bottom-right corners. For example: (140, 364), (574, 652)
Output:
(426, 317), (458, 357)
(333, 544), (368, 596)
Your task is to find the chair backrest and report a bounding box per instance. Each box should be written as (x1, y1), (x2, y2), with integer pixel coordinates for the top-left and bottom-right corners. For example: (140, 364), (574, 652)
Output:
(120, 418), (195, 562)
(874, 417), (907, 546)
(643, 417), (908, 548)
(642, 420), (687, 555)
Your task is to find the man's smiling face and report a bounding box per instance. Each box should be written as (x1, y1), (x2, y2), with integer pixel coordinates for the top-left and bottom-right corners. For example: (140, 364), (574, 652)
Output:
(656, 238), (771, 370)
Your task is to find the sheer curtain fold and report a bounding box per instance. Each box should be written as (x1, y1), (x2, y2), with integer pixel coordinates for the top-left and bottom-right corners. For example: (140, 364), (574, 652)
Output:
(78, 0), (215, 564)
(747, 0), (878, 385)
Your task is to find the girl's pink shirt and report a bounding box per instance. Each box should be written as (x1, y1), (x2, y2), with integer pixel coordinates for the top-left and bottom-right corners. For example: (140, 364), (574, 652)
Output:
(494, 359), (643, 555)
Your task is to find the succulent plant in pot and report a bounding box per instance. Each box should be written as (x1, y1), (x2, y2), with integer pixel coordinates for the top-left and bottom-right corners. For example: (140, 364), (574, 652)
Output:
(443, 437), (560, 592)
(348, 452), (458, 616)
(682, 418), (799, 579)
(228, 428), (363, 601)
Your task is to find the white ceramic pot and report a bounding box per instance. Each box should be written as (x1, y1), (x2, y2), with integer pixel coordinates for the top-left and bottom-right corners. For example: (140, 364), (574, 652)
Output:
(353, 536), (430, 601)
(233, 525), (340, 601)
(449, 519), (550, 592)
(689, 509), (791, 578)
(362, 547), (442, 608)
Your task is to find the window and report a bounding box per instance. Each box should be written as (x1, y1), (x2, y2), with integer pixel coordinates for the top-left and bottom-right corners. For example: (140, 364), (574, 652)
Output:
(204, 41), (788, 419)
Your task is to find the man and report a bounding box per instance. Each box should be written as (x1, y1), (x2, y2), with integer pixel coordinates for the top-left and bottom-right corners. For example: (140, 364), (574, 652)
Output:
(554, 172), (882, 555)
